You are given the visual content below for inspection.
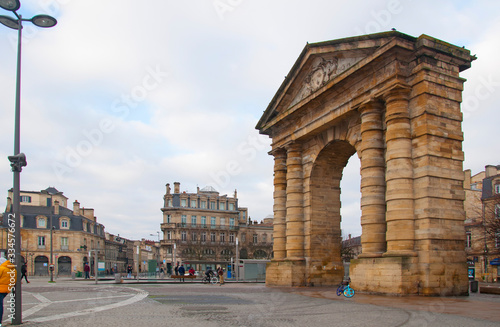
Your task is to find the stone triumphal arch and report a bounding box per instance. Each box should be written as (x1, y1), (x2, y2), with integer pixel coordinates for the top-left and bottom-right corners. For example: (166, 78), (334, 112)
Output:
(256, 31), (475, 295)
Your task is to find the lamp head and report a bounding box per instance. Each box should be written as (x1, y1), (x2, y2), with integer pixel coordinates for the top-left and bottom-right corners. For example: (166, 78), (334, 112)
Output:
(0, 14), (18, 29)
(0, 0), (20, 12)
(32, 14), (57, 28)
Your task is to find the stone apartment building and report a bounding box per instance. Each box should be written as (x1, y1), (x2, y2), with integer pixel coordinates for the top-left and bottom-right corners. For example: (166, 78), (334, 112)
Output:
(464, 165), (500, 282)
(0, 187), (149, 277)
(1, 187), (107, 276)
(160, 182), (273, 274)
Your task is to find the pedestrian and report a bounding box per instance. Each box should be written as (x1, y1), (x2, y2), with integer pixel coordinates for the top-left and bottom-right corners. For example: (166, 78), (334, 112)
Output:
(0, 256), (17, 327)
(188, 267), (195, 276)
(84, 263), (90, 279)
(174, 263), (179, 276)
(220, 267), (224, 284)
(21, 262), (29, 283)
(127, 265), (133, 278)
(178, 264), (185, 282)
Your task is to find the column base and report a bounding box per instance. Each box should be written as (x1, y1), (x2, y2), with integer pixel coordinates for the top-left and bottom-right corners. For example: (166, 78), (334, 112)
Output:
(349, 256), (419, 295)
(265, 259), (306, 287)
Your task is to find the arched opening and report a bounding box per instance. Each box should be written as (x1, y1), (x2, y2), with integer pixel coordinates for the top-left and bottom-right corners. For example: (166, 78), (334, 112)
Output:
(340, 156), (361, 270)
(308, 140), (357, 285)
(58, 256), (72, 276)
(34, 256), (49, 276)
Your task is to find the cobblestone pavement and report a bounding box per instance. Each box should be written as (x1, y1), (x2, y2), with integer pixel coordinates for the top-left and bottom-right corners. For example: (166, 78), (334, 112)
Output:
(2, 278), (499, 326)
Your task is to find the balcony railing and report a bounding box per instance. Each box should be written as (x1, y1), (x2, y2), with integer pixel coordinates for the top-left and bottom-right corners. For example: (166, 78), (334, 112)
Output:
(161, 223), (239, 231)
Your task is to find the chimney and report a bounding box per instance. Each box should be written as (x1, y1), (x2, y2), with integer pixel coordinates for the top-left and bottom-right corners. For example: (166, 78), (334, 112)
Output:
(485, 165), (498, 178)
(6, 197), (12, 212)
(234, 189), (237, 198)
(54, 200), (60, 215)
(73, 200), (80, 215)
(174, 182), (180, 194)
(166, 183), (171, 195)
(197, 186), (200, 193)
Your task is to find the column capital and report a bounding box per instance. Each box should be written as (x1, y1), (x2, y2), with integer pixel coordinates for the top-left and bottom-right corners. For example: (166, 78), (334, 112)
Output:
(270, 147), (287, 158)
(382, 85), (411, 104)
(358, 100), (384, 115)
(286, 142), (302, 153)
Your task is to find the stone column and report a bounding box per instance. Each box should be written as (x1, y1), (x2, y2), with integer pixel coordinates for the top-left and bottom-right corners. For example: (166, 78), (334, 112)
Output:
(285, 142), (304, 259)
(272, 148), (287, 260)
(358, 101), (386, 257)
(383, 88), (416, 256)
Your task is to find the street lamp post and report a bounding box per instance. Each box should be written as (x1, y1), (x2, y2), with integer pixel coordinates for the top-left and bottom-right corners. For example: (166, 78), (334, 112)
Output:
(0, 1), (57, 325)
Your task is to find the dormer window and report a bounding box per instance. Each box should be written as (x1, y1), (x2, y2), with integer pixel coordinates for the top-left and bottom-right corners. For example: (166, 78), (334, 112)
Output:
(37, 217), (47, 228)
(60, 218), (70, 229)
(495, 184), (500, 194)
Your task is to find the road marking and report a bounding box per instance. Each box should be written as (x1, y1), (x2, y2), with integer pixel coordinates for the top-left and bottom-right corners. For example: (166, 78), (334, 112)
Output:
(23, 287), (148, 323)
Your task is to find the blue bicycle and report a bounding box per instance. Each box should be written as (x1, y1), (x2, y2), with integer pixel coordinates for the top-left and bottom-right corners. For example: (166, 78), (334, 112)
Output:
(336, 282), (355, 298)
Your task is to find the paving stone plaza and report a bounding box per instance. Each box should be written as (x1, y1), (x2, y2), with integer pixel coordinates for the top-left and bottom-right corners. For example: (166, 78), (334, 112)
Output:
(5, 277), (499, 326)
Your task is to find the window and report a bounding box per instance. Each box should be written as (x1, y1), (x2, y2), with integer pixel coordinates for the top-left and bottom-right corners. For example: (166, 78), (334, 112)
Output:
(210, 201), (215, 209)
(201, 216), (207, 227)
(60, 219), (69, 229)
(201, 201), (206, 209)
(37, 217), (46, 228)
(167, 199), (172, 207)
(20, 196), (31, 203)
(201, 232), (207, 242)
(181, 215), (187, 227)
(220, 217), (226, 226)
(220, 232), (225, 243)
(167, 246), (172, 254)
(263, 234), (267, 242)
(466, 231), (472, 248)
(166, 215), (171, 223)
(253, 234), (258, 243)
(229, 233), (235, 243)
(229, 203), (234, 211)
(210, 232), (216, 242)
(220, 202), (225, 210)
(38, 236), (45, 248)
(229, 218), (235, 229)
(191, 216), (197, 227)
(61, 237), (69, 250)
(211, 217), (216, 229)
(167, 231), (172, 240)
(191, 200), (197, 208)
(181, 231), (187, 241)
(181, 199), (187, 207)
(495, 184), (500, 194)
(241, 233), (246, 242)
(192, 232), (197, 241)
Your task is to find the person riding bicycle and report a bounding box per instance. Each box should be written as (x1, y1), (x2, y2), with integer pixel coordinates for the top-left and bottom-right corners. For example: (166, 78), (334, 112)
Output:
(205, 267), (214, 279)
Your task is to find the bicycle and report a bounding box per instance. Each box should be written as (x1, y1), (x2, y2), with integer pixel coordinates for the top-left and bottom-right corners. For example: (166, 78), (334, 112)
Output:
(202, 274), (218, 285)
(336, 282), (355, 298)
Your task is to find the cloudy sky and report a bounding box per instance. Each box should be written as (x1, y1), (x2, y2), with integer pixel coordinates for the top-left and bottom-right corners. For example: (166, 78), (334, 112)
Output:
(0, 0), (498, 241)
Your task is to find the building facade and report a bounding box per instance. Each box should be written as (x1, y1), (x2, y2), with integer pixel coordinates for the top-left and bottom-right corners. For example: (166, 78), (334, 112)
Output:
(160, 182), (273, 274)
(1, 187), (107, 276)
(464, 165), (500, 282)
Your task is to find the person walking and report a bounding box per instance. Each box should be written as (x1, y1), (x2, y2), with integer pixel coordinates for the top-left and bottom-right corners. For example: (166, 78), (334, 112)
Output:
(0, 257), (17, 327)
(218, 267), (224, 285)
(178, 264), (185, 282)
(21, 262), (29, 283)
(84, 263), (90, 279)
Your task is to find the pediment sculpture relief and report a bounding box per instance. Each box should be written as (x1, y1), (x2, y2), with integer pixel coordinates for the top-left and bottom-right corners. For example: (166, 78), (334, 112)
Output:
(290, 55), (364, 108)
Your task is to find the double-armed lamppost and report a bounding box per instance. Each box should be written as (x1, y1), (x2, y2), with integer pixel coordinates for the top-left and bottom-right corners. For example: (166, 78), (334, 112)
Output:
(0, 0), (56, 324)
